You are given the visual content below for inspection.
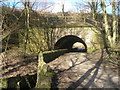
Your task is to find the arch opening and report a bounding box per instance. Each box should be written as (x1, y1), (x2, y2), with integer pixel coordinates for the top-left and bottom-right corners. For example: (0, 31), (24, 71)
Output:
(54, 35), (87, 52)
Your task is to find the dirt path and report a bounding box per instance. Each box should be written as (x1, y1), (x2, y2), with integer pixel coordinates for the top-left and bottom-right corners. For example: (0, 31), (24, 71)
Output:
(48, 50), (119, 88)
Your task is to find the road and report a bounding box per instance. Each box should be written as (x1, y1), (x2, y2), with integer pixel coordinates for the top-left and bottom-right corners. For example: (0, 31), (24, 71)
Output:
(48, 51), (119, 88)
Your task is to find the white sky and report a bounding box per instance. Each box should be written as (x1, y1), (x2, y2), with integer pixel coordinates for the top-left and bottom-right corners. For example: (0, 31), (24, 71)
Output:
(49, 0), (76, 13)
(2, 0), (117, 14)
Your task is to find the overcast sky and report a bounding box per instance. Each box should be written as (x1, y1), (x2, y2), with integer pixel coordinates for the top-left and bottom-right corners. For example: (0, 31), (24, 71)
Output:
(2, 0), (115, 14)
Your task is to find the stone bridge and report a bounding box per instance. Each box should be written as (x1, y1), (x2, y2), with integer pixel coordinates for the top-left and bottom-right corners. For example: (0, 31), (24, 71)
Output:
(52, 26), (99, 52)
(4, 25), (100, 54)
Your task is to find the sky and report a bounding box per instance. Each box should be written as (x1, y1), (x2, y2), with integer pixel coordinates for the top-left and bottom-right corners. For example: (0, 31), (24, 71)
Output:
(2, 0), (117, 14)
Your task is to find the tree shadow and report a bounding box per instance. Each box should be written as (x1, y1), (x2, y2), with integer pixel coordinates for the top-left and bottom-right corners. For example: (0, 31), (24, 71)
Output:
(103, 66), (120, 88)
(1, 57), (37, 71)
(0, 57), (37, 78)
(51, 52), (89, 88)
(66, 50), (104, 89)
(50, 53), (88, 74)
(57, 58), (89, 74)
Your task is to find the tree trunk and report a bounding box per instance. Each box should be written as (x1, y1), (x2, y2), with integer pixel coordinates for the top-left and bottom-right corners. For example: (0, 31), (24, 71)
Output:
(112, 0), (118, 48)
(24, 1), (30, 53)
(88, 0), (98, 20)
(101, 0), (112, 48)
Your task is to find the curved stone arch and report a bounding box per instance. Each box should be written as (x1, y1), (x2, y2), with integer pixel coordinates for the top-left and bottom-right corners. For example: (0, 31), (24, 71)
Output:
(54, 35), (87, 52)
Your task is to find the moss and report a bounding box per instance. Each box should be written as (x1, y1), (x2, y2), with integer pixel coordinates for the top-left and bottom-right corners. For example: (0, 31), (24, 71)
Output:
(35, 70), (53, 89)
(19, 28), (49, 54)
(87, 48), (98, 53)
(0, 78), (8, 88)
(43, 49), (68, 63)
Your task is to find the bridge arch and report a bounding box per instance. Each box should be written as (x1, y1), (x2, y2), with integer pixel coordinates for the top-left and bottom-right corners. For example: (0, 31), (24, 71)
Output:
(54, 35), (87, 52)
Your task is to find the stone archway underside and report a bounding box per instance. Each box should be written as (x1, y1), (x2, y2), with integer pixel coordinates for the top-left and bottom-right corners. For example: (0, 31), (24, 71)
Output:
(54, 35), (87, 52)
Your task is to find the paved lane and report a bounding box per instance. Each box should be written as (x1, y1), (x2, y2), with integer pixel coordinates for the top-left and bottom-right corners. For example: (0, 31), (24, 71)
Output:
(48, 51), (119, 88)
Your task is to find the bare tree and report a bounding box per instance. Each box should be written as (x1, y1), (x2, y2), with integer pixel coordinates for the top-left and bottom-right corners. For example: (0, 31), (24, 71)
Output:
(23, 0), (30, 53)
(101, 0), (119, 49)
(100, 0), (110, 52)
(1, 1), (24, 52)
(88, 0), (99, 19)
(0, 1), (22, 40)
(111, 0), (119, 48)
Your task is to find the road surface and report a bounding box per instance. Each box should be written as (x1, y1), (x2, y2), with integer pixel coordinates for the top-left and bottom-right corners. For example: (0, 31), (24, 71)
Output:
(48, 51), (119, 88)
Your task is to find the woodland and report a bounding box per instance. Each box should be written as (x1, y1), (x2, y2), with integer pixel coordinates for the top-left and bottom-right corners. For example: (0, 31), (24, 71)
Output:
(0, 0), (120, 89)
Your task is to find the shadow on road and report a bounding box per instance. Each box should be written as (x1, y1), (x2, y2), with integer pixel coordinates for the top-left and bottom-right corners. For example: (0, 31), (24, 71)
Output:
(66, 50), (104, 89)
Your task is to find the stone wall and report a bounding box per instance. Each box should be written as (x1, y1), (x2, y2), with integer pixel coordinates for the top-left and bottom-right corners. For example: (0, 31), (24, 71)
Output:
(18, 26), (101, 54)
(53, 27), (100, 51)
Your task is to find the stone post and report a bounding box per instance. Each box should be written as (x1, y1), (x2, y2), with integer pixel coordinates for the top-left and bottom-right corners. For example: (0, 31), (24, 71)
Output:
(35, 52), (50, 88)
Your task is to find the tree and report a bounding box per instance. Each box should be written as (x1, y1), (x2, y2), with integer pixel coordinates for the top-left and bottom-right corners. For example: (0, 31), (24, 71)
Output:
(1, 1), (24, 51)
(88, 0), (99, 20)
(1, 1), (22, 40)
(111, 0), (119, 48)
(101, 0), (119, 50)
(100, 0), (111, 53)
(62, 3), (65, 17)
(84, 0), (119, 53)
(23, 0), (30, 53)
